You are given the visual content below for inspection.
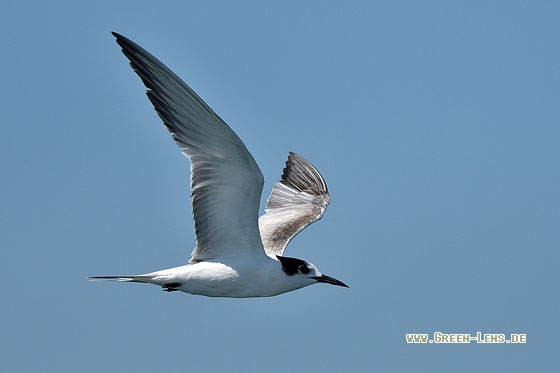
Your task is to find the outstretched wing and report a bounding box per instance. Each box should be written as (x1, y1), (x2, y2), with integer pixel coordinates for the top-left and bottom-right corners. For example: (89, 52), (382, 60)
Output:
(113, 32), (266, 262)
(258, 152), (330, 257)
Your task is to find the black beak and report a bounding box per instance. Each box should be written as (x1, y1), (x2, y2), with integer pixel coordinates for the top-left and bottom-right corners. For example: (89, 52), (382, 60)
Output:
(311, 275), (349, 288)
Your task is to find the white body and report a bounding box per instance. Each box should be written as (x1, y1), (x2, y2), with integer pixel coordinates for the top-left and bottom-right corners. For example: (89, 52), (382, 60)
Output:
(133, 255), (317, 298)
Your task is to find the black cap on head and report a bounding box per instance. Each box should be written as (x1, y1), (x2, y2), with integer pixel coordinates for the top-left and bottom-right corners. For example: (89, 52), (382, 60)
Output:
(276, 256), (310, 276)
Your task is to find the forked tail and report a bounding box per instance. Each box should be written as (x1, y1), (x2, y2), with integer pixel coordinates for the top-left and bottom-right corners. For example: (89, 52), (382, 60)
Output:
(89, 276), (147, 283)
(89, 275), (180, 292)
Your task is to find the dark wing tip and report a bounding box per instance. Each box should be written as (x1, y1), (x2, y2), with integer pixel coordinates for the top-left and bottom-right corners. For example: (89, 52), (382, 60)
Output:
(281, 152), (329, 195)
(111, 31), (129, 46)
(111, 32), (146, 57)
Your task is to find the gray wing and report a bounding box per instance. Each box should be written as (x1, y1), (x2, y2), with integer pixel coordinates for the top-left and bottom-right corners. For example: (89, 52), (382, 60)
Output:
(258, 152), (330, 257)
(113, 33), (265, 262)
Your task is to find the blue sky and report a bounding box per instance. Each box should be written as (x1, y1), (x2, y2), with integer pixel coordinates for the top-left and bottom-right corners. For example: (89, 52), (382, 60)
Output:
(1, 1), (558, 371)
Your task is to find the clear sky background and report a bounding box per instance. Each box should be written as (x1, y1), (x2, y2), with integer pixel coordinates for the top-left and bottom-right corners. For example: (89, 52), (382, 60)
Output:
(1, 1), (558, 372)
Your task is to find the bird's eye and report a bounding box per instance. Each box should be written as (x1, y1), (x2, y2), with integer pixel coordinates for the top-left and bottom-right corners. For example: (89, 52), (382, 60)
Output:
(298, 265), (310, 274)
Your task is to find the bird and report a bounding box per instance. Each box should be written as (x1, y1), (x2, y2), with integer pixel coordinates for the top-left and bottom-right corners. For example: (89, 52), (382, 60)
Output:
(90, 32), (348, 298)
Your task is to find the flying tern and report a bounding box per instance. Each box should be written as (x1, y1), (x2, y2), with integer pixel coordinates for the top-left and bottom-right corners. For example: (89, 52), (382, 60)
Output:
(90, 32), (348, 297)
